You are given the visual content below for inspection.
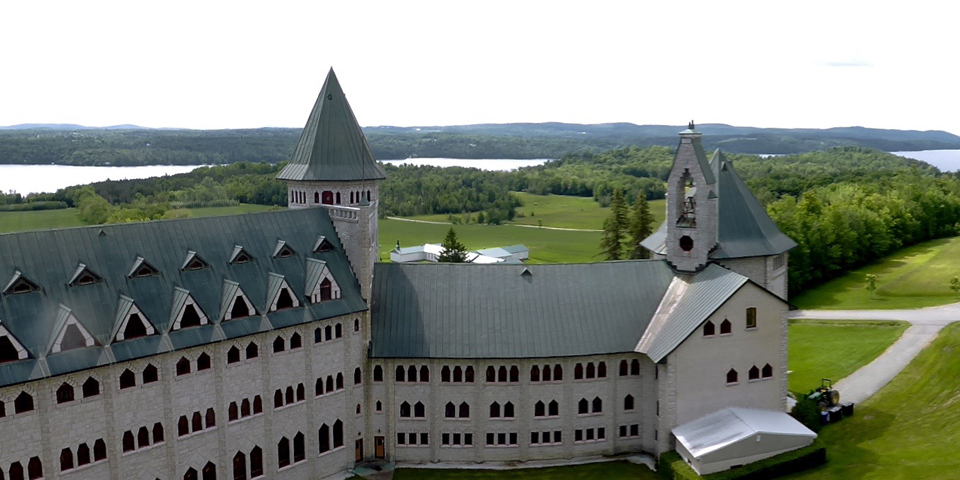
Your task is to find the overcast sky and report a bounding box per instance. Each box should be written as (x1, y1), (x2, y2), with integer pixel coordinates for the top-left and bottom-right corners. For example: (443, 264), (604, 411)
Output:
(2, 1), (957, 134)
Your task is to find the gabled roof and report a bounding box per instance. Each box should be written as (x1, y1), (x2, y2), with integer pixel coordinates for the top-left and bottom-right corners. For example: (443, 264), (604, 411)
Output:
(276, 68), (387, 182)
(677, 128), (716, 185)
(68, 263), (102, 286)
(111, 295), (156, 341)
(3, 270), (40, 294)
(0, 207), (366, 387)
(370, 261), (675, 358)
(128, 256), (160, 278)
(181, 250), (209, 270)
(304, 258), (330, 297)
(635, 264), (749, 363)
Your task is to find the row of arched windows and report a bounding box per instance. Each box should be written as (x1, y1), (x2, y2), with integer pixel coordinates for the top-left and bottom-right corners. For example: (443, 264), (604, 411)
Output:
(121, 423), (164, 453)
(272, 333), (303, 353)
(176, 354), (212, 376)
(232, 446), (263, 480)
(2, 457), (43, 480)
(59, 439), (106, 472)
(440, 365), (475, 383)
(0, 391), (34, 417)
(55, 377), (100, 404)
(227, 342), (259, 364)
(726, 364), (774, 384)
(274, 384), (306, 409)
(317, 420), (344, 454)
(573, 361), (607, 380)
(529, 364), (563, 382)
(277, 432), (306, 468)
(314, 323), (343, 343)
(486, 365), (520, 383)
(489, 401), (515, 419)
(228, 396), (263, 422)
(182, 462), (216, 480)
(444, 402), (470, 419)
(705, 308), (759, 337)
(177, 409), (216, 437)
(315, 373), (345, 397)
(119, 364), (159, 389)
(577, 397), (603, 415)
(399, 401), (426, 418)
(533, 400), (560, 417)
(619, 359), (642, 376)
(291, 189), (372, 206)
(395, 365), (429, 383)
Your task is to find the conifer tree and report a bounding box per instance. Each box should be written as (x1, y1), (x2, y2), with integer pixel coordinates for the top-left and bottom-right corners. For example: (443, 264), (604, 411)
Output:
(629, 195), (655, 259)
(600, 188), (629, 260)
(438, 228), (469, 263)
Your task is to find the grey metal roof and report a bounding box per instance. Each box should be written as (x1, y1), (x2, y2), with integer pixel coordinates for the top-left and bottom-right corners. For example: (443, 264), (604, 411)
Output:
(640, 149), (796, 260)
(636, 264), (748, 363)
(674, 407), (816, 458)
(370, 261), (676, 359)
(0, 207), (366, 387)
(276, 68), (387, 182)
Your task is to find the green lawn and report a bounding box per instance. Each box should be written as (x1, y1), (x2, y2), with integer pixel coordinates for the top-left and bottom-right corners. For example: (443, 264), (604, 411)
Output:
(381, 218), (602, 264)
(187, 204), (279, 217)
(393, 461), (657, 480)
(787, 320), (908, 394)
(0, 205), (280, 235)
(784, 322), (960, 479)
(408, 192), (666, 231)
(793, 236), (960, 310)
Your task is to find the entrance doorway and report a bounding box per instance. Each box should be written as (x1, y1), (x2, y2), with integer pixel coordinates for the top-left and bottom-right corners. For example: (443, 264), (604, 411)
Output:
(355, 439), (363, 462)
(374, 436), (385, 459)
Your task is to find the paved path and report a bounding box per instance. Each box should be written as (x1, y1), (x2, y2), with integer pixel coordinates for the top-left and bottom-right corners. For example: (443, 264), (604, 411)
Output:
(790, 301), (960, 404)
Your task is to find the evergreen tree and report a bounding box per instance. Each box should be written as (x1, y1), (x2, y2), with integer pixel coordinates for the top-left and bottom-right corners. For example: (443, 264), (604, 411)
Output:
(438, 228), (469, 263)
(629, 195), (655, 259)
(599, 188), (628, 260)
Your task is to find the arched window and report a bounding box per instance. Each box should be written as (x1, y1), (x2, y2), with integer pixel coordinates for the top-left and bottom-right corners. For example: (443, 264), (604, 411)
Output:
(321, 191), (333, 204)
(498, 366), (507, 382)
(586, 362), (595, 379)
(246, 343), (258, 359)
(253, 396), (263, 414)
(124, 313), (148, 339)
(374, 365), (383, 382)
(138, 426), (150, 448)
(314, 192), (320, 204)
(315, 378), (324, 396)
(241, 399), (251, 417)
(598, 361), (607, 378)
(250, 446), (263, 477)
(231, 294), (250, 320)
(749, 365), (760, 380)
(396, 366), (405, 382)
(206, 408), (216, 428)
(233, 452), (247, 480)
(619, 360), (629, 376)
(420, 365), (430, 382)
(277, 437), (290, 468)
(720, 319), (732, 335)
(534, 401), (545, 417)
(143, 364), (158, 383)
(178, 416), (189, 436)
(762, 364), (774, 378)
(319, 278), (332, 301)
(354, 368), (362, 385)
(549, 400), (559, 416)
(543, 365), (552, 382)
(273, 336), (285, 353)
(504, 402), (515, 418)
(314, 327), (323, 343)
(318, 424), (330, 454)
(15, 391), (34, 413)
(60, 448), (74, 471)
(285, 386), (294, 404)
(704, 320), (716, 336)
(180, 304), (203, 329)
(593, 397), (603, 413)
(575, 363), (584, 380)
(275, 289), (295, 310)
(459, 402), (470, 418)
(727, 368), (739, 384)
(154, 422), (165, 443)
(333, 420), (344, 448)
(119, 369), (136, 389)
(530, 365), (541, 382)
(177, 357), (191, 376)
(297, 384), (305, 401)
(185, 467), (198, 480)
(56, 382), (74, 404)
(202, 461), (216, 480)
(400, 402), (411, 417)
(27, 457), (42, 480)
(9, 462), (23, 480)
(294, 432), (305, 462)
(407, 365), (417, 382)
(77, 443), (91, 466)
(509, 366), (519, 382)
(325, 325), (332, 340)
(228, 346), (241, 364)
(123, 431), (135, 452)
(326, 376), (334, 392)
(376, 401), (382, 411)
(489, 402), (500, 418)
(192, 411), (203, 432)
(624, 394), (635, 411)
(441, 366), (451, 382)
(631, 359), (641, 376)
(197, 353), (211, 371)
(578, 398), (588, 414)
(445, 402), (455, 418)
(290, 333), (302, 349)
(554, 364), (563, 381)
(465, 366), (475, 382)
(486, 366), (495, 382)
(414, 401), (425, 418)
(94, 439), (107, 461)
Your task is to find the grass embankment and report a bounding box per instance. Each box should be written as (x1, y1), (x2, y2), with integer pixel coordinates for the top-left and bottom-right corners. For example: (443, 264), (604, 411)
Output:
(792, 236), (960, 310)
(408, 192), (665, 231)
(787, 320), (908, 394)
(393, 461), (657, 480)
(0, 205), (278, 234)
(784, 322), (960, 479)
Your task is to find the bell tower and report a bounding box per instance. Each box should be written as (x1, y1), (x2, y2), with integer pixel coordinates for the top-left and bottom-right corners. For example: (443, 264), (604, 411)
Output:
(665, 122), (718, 272)
(277, 68), (386, 300)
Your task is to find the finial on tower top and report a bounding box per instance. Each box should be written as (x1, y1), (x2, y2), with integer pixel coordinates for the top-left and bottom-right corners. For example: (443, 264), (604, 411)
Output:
(688, 120), (695, 130)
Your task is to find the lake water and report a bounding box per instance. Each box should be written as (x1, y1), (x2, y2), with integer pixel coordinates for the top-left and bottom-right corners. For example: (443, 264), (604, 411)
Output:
(891, 150), (960, 172)
(0, 164), (205, 195)
(381, 158), (549, 171)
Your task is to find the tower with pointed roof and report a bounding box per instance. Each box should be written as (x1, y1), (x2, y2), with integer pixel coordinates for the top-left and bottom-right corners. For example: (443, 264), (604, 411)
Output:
(662, 122), (718, 273)
(277, 68), (386, 300)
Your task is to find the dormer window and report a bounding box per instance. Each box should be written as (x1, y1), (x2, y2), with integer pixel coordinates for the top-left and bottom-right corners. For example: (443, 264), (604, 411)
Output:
(128, 257), (160, 278)
(51, 308), (97, 353)
(229, 246), (253, 265)
(171, 288), (209, 331)
(305, 259), (340, 303)
(222, 281), (257, 321)
(181, 251), (209, 271)
(69, 263), (102, 287)
(314, 236), (334, 253)
(0, 325), (29, 363)
(114, 298), (156, 342)
(3, 271), (40, 295)
(273, 240), (296, 259)
(267, 274), (300, 312)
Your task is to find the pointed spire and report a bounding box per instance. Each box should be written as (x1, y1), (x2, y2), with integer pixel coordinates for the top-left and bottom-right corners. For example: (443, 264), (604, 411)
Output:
(276, 68), (386, 182)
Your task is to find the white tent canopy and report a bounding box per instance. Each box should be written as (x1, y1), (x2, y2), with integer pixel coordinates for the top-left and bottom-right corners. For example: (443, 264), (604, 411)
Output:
(673, 407), (816, 475)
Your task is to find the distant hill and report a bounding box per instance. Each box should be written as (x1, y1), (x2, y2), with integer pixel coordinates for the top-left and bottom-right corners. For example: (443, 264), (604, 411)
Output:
(1, 122), (958, 165)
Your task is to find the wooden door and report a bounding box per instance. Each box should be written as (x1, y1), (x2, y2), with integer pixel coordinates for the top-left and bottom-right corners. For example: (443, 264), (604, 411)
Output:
(355, 439), (363, 462)
(375, 436), (385, 458)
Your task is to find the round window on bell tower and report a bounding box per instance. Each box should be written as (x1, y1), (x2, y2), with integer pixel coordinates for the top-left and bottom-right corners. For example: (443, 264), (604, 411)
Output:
(679, 235), (694, 252)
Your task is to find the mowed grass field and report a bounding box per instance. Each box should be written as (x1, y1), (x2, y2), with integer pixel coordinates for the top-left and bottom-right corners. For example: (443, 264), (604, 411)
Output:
(787, 320), (908, 394)
(792, 236), (960, 310)
(784, 322), (960, 480)
(393, 461), (657, 480)
(408, 192), (665, 231)
(0, 205), (279, 234)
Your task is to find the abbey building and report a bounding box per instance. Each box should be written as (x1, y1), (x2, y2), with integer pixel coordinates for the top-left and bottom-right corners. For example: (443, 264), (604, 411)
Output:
(0, 69), (800, 479)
